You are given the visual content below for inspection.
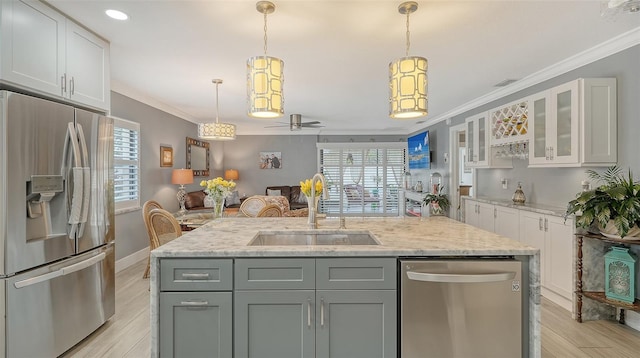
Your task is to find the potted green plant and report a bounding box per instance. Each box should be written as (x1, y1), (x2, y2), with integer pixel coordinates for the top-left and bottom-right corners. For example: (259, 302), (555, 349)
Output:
(423, 185), (450, 216)
(565, 166), (640, 239)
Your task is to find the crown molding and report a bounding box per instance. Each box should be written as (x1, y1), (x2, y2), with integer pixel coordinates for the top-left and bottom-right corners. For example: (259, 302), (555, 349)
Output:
(419, 26), (640, 131)
(111, 80), (199, 123)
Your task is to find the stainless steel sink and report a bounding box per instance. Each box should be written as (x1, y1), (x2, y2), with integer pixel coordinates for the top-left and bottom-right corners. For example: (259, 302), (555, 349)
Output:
(247, 230), (380, 246)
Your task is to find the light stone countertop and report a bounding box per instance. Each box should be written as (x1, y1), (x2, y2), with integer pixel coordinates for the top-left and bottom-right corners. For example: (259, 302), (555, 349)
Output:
(151, 216), (539, 258)
(149, 216), (542, 358)
(462, 196), (568, 217)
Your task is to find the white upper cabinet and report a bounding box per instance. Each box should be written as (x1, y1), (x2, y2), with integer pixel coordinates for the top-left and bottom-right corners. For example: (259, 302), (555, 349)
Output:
(66, 21), (110, 110)
(465, 112), (487, 167)
(0, 0), (110, 111)
(0, 0), (66, 95)
(465, 112), (512, 169)
(528, 78), (616, 167)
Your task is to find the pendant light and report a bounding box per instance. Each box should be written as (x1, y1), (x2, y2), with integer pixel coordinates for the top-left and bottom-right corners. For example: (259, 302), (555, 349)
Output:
(198, 79), (236, 141)
(247, 1), (284, 118)
(389, 1), (428, 119)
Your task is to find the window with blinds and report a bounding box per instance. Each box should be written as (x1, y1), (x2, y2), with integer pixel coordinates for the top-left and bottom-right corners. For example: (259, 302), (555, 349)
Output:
(113, 118), (140, 213)
(317, 143), (406, 216)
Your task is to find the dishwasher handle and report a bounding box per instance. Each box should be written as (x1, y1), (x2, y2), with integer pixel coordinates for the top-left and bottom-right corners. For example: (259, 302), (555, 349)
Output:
(407, 270), (516, 283)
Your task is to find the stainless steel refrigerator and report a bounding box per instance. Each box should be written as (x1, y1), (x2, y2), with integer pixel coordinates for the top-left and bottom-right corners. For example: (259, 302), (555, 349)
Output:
(0, 91), (115, 357)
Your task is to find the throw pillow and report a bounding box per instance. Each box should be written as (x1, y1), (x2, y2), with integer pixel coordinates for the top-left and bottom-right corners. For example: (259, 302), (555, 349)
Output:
(224, 191), (241, 207)
(267, 189), (281, 196)
(297, 192), (308, 204)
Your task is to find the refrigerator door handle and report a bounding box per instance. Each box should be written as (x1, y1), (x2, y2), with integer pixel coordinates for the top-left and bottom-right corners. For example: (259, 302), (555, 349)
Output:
(64, 123), (84, 238)
(75, 124), (91, 238)
(14, 270), (63, 289)
(407, 271), (516, 283)
(60, 252), (106, 276)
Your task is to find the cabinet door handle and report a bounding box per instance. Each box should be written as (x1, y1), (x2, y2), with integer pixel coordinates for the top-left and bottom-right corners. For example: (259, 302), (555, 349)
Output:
(181, 273), (210, 280)
(307, 298), (312, 329)
(545, 146), (549, 160)
(550, 147), (554, 161)
(494, 207), (497, 219)
(320, 297), (325, 329)
(180, 300), (208, 306)
(61, 74), (67, 95)
(539, 217), (543, 231)
(544, 218), (549, 232)
(70, 76), (75, 95)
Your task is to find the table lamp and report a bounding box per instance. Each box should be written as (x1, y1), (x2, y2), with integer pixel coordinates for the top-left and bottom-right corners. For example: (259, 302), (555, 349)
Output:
(172, 169), (193, 216)
(224, 169), (239, 181)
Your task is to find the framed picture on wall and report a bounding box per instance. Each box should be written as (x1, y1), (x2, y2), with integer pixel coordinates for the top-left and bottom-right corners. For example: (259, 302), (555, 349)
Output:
(160, 146), (173, 167)
(259, 151), (282, 169)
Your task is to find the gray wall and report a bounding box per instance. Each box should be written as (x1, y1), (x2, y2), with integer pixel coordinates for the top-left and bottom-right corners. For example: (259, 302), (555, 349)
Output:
(221, 135), (318, 197)
(111, 92), (201, 261)
(414, 44), (640, 208)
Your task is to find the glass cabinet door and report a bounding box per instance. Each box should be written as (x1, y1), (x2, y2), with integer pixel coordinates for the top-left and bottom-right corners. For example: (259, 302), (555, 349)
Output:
(478, 116), (486, 164)
(529, 93), (548, 165)
(467, 120), (474, 164)
(551, 81), (579, 164)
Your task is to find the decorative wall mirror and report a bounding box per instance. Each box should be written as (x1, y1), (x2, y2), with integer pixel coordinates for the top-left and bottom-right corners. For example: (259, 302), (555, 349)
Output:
(186, 137), (210, 176)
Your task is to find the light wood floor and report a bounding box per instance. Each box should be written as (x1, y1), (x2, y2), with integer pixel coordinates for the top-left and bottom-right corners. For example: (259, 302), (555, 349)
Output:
(62, 258), (640, 357)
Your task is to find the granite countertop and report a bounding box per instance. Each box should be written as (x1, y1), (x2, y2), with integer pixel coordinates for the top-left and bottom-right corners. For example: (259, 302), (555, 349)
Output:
(151, 216), (538, 258)
(462, 196), (568, 217)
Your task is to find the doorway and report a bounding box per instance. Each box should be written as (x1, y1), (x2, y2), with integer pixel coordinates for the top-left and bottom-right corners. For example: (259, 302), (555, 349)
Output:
(448, 123), (474, 221)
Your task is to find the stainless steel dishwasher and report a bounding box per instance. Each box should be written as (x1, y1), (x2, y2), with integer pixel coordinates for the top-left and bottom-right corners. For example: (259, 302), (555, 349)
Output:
(401, 259), (524, 358)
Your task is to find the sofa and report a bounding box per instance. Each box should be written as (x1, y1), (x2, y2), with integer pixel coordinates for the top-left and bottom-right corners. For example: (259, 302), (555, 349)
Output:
(265, 186), (308, 210)
(184, 190), (244, 212)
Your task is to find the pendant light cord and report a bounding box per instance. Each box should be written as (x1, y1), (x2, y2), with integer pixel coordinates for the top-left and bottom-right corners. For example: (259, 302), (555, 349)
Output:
(215, 82), (220, 124)
(263, 12), (268, 55)
(405, 10), (411, 57)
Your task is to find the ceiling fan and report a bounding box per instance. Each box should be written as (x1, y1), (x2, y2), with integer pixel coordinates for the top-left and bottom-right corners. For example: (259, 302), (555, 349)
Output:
(601, 0), (640, 19)
(264, 114), (325, 131)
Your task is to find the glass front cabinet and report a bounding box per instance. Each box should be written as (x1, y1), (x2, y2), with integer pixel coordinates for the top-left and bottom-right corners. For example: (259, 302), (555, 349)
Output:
(528, 78), (617, 167)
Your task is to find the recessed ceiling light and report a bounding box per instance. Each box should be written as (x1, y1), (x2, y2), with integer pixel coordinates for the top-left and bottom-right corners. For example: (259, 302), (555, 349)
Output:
(106, 9), (128, 20)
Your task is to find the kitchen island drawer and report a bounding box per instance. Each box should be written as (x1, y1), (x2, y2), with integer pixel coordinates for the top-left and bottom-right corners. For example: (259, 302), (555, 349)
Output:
(316, 258), (396, 290)
(235, 258), (315, 290)
(160, 258), (233, 292)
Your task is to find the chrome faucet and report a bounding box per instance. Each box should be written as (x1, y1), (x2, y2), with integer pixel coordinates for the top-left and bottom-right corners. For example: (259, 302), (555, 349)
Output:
(308, 173), (329, 229)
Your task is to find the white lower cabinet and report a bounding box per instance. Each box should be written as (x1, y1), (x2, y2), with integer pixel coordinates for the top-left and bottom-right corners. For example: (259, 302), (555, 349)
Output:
(464, 199), (519, 242)
(464, 200), (495, 233)
(465, 198), (573, 310)
(494, 206), (520, 242)
(519, 211), (574, 310)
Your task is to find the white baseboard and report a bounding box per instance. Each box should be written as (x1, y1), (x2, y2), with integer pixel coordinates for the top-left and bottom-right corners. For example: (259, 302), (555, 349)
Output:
(542, 287), (573, 313)
(623, 310), (640, 332)
(115, 247), (149, 273)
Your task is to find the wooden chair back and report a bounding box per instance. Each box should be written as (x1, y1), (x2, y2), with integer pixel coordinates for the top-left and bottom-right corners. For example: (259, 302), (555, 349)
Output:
(257, 204), (283, 217)
(142, 200), (163, 278)
(148, 208), (182, 249)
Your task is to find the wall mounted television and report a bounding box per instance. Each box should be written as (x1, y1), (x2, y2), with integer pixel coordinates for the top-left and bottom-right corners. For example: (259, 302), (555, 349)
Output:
(408, 130), (430, 169)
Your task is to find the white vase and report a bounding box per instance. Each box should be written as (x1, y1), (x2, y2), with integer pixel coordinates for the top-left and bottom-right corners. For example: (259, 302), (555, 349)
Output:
(598, 220), (640, 240)
(203, 194), (214, 208)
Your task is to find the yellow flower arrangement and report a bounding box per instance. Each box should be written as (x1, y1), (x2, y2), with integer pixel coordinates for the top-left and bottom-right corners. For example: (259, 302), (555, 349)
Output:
(200, 177), (236, 198)
(300, 179), (323, 197)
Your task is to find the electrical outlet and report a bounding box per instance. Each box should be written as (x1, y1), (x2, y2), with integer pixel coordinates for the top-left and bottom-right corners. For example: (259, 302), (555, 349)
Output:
(501, 178), (508, 189)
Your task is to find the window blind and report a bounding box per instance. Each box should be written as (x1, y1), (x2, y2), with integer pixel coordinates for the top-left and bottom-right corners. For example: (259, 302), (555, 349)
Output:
(317, 143), (406, 217)
(113, 118), (140, 212)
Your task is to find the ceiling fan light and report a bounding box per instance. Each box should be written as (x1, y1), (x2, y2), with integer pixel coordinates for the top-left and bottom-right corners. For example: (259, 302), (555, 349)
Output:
(198, 122), (236, 140)
(389, 56), (428, 119)
(290, 114), (302, 130)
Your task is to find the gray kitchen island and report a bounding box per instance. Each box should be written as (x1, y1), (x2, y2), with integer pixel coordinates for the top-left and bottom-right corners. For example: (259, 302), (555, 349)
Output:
(150, 216), (540, 357)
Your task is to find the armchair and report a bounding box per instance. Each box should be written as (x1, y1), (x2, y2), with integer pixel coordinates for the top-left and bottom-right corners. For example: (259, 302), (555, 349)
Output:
(343, 184), (380, 207)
